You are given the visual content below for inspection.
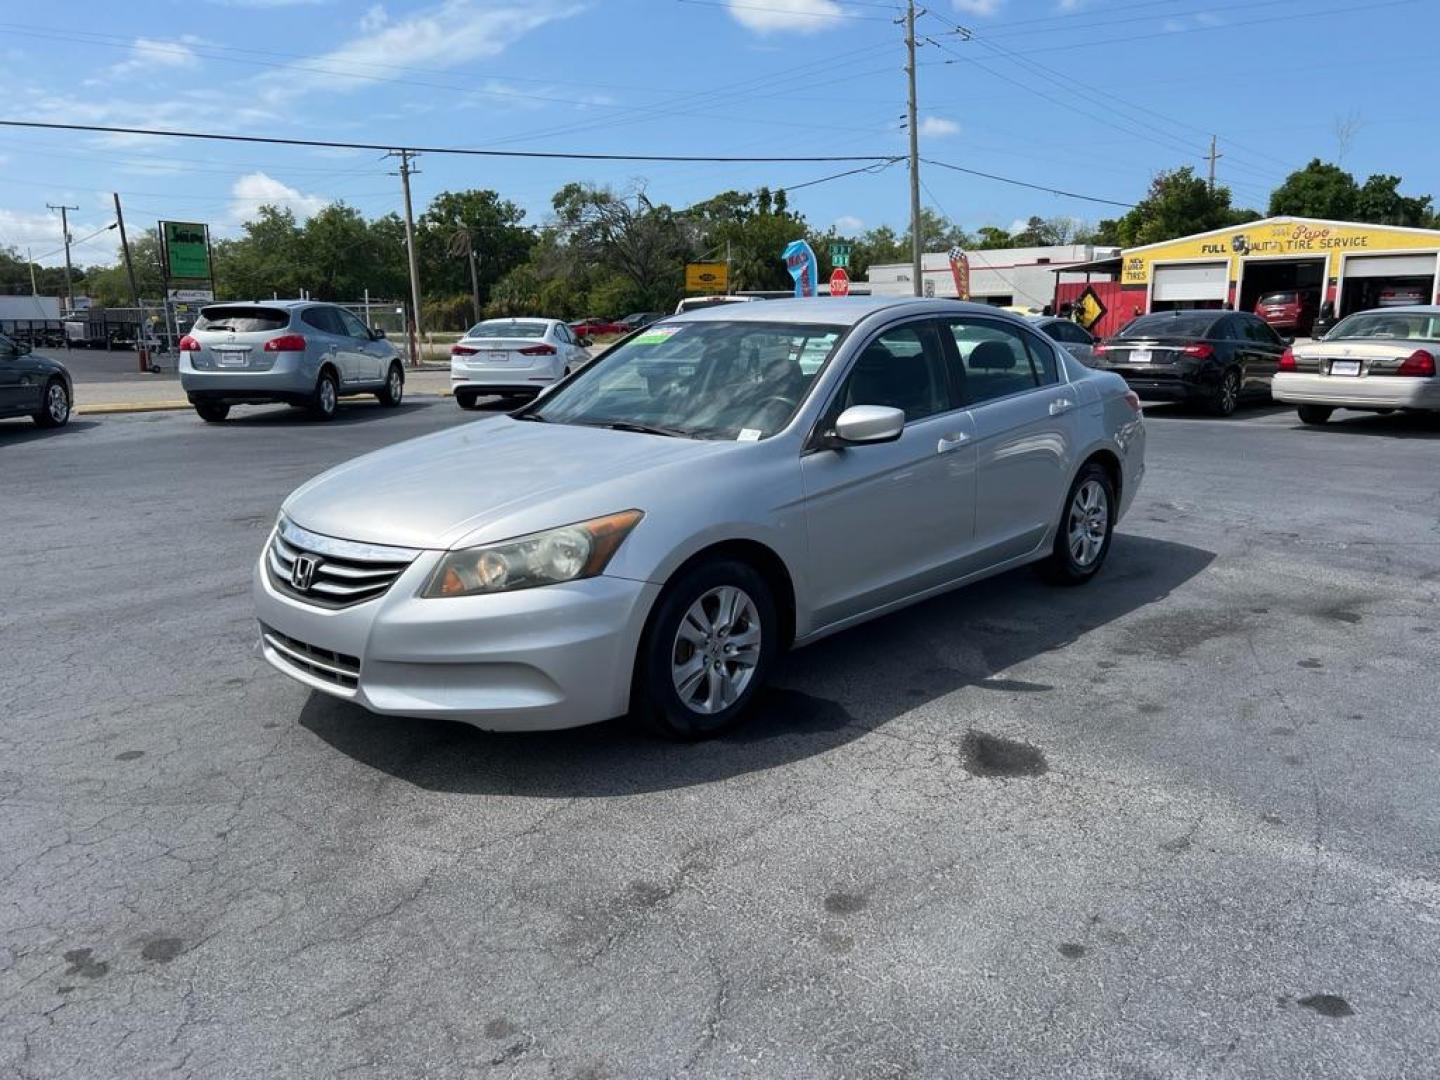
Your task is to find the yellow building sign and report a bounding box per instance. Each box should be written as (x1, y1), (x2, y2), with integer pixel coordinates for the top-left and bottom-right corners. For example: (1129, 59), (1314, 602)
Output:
(1121, 218), (1440, 286)
(684, 262), (728, 293)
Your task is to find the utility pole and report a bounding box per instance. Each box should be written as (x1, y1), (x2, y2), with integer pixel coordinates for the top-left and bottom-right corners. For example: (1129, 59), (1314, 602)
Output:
(386, 150), (424, 367)
(112, 193), (141, 309)
(1206, 135), (1222, 192)
(467, 248), (482, 325)
(26, 248), (38, 296)
(903, 1), (923, 298)
(47, 203), (79, 311)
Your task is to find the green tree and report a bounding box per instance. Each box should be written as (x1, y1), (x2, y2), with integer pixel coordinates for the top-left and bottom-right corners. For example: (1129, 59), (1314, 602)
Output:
(1353, 174), (1433, 226)
(1268, 159), (1359, 220)
(1110, 167), (1257, 248)
(213, 206), (308, 300)
(82, 229), (165, 306)
(416, 189), (534, 316)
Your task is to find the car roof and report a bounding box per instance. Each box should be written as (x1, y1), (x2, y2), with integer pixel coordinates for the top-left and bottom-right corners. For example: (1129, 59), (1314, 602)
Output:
(205, 299), (327, 309)
(670, 296), (1032, 328)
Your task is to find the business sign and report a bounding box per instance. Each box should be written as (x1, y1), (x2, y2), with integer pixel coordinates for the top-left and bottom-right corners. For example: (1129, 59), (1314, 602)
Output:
(947, 246), (970, 300)
(168, 288), (214, 303)
(829, 267), (851, 297)
(684, 262), (728, 293)
(162, 221), (211, 280)
(829, 242), (852, 269)
(782, 239), (819, 298)
(1073, 286), (1108, 331)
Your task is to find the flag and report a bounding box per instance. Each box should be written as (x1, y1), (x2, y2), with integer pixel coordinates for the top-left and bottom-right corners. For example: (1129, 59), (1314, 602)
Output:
(782, 239), (819, 298)
(948, 246), (970, 300)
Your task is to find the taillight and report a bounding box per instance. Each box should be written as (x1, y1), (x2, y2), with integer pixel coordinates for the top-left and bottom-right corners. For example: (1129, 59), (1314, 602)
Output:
(1397, 349), (1436, 377)
(178, 334), (200, 352)
(1093, 343), (1108, 356)
(1122, 390), (1142, 413)
(1182, 342), (1214, 359)
(451, 344), (478, 356)
(264, 333), (307, 352)
(519, 344), (557, 356)
(1278, 348), (1296, 371)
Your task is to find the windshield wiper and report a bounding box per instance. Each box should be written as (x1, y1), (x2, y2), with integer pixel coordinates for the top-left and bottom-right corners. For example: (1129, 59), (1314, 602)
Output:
(597, 420), (694, 438)
(512, 412), (548, 423)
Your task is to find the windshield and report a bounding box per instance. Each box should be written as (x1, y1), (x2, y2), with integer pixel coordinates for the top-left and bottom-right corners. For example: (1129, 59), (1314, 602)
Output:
(1117, 312), (1219, 339)
(1325, 312), (1440, 342)
(466, 320), (546, 339)
(526, 320), (844, 440)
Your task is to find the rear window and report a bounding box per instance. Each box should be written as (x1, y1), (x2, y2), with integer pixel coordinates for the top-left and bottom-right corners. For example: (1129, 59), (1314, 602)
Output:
(1260, 292), (1297, 305)
(194, 306), (289, 333)
(1117, 312), (1220, 339)
(466, 320), (545, 339)
(1327, 312), (1440, 342)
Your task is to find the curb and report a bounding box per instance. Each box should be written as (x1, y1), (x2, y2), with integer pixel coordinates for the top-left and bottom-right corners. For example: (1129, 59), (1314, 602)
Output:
(77, 388), (455, 416)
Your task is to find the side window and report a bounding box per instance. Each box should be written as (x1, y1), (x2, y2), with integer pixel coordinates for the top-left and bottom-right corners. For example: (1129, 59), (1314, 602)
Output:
(300, 308), (334, 335)
(335, 308), (369, 339)
(556, 324), (573, 344)
(1023, 328), (1060, 385)
(1209, 316), (1239, 341)
(1049, 321), (1080, 344)
(834, 322), (952, 423)
(945, 319), (1049, 404)
(1249, 318), (1282, 345)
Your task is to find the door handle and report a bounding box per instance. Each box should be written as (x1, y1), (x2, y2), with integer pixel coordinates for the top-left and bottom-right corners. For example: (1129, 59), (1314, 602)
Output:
(936, 432), (969, 453)
(1049, 397), (1074, 416)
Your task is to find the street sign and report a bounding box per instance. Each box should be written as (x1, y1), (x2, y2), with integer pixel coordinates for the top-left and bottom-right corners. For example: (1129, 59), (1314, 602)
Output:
(829, 242), (851, 269)
(684, 262), (728, 293)
(1074, 285), (1108, 331)
(829, 267), (851, 297)
(161, 221), (211, 279)
(167, 288), (214, 303)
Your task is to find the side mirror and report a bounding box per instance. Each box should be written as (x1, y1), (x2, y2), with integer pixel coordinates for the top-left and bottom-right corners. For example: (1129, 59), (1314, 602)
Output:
(1280, 334), (1295, 345)
(370, 327), (386, 340)
(831, 404), (905, 446)
(578, 336), (593, 348)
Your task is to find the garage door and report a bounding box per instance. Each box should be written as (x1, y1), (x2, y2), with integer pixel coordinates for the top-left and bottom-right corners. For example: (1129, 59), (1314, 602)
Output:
(1344, 253), (1437, 278)
(1152, 262), (1228, 302)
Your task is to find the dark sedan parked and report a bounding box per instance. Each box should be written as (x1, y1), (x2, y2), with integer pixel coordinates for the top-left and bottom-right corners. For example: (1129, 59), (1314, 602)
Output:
(1094, 310), (1286, 416)
(0, 331), (72, 428)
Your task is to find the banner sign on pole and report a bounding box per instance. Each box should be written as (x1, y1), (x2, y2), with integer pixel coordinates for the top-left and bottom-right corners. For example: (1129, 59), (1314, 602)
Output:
(162, 221), (211, 279)
(783, 239), (819, 298)
(684, 262), (728, 293)
(947, 245), (970, 300)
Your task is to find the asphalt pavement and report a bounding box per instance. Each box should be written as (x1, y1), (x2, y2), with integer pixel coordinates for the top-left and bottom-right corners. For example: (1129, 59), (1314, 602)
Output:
(2, 399), (1439, 1079)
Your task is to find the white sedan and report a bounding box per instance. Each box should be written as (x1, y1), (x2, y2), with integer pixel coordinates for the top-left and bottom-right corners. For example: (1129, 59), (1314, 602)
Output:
(450, 318), (590, 409)
(1274, 305), (1440, 424)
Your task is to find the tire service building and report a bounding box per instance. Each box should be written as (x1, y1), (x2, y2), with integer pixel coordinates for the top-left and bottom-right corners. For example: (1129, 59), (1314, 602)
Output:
(1119, 216), (1440, 323)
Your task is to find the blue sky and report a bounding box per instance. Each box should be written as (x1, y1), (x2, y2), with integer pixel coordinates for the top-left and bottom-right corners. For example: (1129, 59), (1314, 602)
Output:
(0, 0), (1433, 268)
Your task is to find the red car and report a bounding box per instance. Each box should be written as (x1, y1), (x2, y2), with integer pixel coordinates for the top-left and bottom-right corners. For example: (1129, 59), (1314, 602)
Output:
(568, 316), (627, 337)
(1254, 290), (1317, 335)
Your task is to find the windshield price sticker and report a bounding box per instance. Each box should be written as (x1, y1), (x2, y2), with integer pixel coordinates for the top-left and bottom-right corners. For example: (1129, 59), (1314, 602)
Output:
(634, 326), (683, 346)
(736, 428), (762, 442)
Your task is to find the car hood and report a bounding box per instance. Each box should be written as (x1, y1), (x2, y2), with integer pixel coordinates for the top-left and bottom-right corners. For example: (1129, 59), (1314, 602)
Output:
(281, 416), (736, 550)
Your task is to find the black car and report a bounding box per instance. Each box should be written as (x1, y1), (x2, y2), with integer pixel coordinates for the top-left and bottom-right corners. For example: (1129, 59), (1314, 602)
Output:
(0, 332), (72, 428)
(1094, 310), (1286, 416)
(618, 311), (665, 332)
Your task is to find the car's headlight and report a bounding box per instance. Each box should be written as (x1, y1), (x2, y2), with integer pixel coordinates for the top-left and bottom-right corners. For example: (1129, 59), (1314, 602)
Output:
(422, 510), (644, 598)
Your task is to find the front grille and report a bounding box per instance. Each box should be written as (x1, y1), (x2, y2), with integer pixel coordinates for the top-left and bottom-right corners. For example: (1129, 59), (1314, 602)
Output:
(266, 519), (419, 610)
(260, 624), (360, 690)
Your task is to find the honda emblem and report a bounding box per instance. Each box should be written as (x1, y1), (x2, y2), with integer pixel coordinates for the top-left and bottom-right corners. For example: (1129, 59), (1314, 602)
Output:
(291, 554), (320, 591)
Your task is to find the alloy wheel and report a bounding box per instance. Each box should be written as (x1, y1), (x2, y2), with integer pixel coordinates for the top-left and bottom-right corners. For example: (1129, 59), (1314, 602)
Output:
(47, 383), (69, 423)
(320, 378), (337, 415)
(670, 585), (762, 715)
(388, 368), (403, 403)
(1067, 479), (1109, 567)
(1218, 371), (1238, 414)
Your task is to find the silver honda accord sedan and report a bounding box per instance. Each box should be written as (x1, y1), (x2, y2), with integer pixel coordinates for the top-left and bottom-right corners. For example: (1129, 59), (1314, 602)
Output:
(254, 297), (1145, 738)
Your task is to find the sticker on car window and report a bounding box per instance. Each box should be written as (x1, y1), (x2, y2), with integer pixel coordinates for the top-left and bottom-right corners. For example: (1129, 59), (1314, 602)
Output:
(736, 428), (762, 442)
(633, 326), (683, 345)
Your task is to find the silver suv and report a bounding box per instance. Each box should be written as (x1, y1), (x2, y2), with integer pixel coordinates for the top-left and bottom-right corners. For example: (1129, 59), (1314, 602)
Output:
(179, 301), (404, 422)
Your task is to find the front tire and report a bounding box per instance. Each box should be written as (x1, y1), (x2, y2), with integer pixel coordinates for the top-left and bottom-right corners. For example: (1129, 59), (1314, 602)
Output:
(376, 363), (404, 407)
(633, 559), (779, 740)
(1207, 368), (1240, 417)
(1297, 404), (1332, 425)
(309, 370), (339, 421)
(1037, 463), (1116, 586)
(194, 401), (230, 423)
(33, 379), (71, 428)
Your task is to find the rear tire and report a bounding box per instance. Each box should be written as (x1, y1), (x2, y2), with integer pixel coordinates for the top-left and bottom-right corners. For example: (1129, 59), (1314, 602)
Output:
(633, 559), (779, 740)
(1297, 404), (1332, 425)
(376, 363), (404, 407)
(455, 391), (480, 410)
(1207, 368), (1240, 417)
(32, 379), (71, 428)
(194, 401), (230, 423)
(1037, 462), (1116, 586)
(309, 370), (339, 421)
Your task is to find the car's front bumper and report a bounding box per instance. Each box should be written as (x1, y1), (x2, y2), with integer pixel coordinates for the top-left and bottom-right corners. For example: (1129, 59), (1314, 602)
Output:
(1272, 372), (1440, 411)
(253, 545), (661, 731)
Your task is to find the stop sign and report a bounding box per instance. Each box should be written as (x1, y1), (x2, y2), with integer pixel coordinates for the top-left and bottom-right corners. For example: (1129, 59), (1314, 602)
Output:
(829, 267), (851, 297)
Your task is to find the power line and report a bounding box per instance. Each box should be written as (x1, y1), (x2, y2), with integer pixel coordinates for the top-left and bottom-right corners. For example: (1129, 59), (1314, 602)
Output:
(779, 157), (904, 193)
(675, 0), (900, 20)
(922, 158), (1136, 208)
(0, 120), (893, 163)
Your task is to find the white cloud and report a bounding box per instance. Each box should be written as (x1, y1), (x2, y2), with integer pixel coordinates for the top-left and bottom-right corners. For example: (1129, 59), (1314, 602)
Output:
(919, 116), (959, 138)
(360, 3), (388, 32)
(258, 0), (582, 103)
(1162, 17), (1185, 31)
(953, 0), (1003, 16)
(1056, 0), (1083, 10)
(1009, 217), (1029, 234)
(104, 36), (203, 80)
(834, 215), (864, 233)
(206, 0), (329, 7)
(726, 0), (845, 34)
(0, 208), (117, 266)
(230, 173), (330, 223)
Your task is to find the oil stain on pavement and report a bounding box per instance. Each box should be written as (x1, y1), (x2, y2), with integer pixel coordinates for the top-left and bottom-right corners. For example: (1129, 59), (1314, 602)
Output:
(960, 730), (1048, 778)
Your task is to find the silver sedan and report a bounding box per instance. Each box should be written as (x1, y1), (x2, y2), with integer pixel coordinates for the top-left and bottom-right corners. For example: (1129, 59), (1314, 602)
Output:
(254, 297), (1146, 738)
(1274, 305), (1440, 424)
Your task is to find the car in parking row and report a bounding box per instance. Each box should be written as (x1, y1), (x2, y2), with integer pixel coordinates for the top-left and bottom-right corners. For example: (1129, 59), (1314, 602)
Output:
(0, 331), (72, 428)
(450, 318), (591, 409)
